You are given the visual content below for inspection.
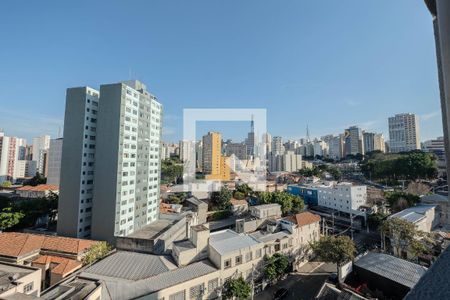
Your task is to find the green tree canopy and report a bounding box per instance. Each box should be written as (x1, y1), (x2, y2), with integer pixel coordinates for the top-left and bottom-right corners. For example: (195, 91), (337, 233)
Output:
(0, 207), (24, 230)
(82, 241), (112, 265)
(161, 158), (183, 185)
(311, 235), (355, 280)
(1, 181), (12, 188)
(380, 217), (420, 257)
(235, 183), (253, 197)
(255, 191), (304, 215)
(264, 253), (289, 282)
(24, 173), (47, 186)
(360, 151), (437, 182)
(223, 277), (252, 300)
(210, 186), (232, 210)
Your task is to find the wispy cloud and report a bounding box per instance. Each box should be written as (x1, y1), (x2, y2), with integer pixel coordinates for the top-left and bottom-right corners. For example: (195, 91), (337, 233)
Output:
(421, 110), (441, 121)
(344, 99), (361, 107)
(0, 108), (63, 141)
(162, 126), (176, 136)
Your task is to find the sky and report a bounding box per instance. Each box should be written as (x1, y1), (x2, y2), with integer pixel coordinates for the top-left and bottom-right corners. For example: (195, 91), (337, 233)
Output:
(0, 0), (444, 144)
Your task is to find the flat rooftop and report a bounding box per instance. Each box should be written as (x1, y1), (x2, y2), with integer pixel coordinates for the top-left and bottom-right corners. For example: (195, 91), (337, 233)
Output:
(209, 230), (262, 255)
(125, 218), (179, 240)
(0, 263), (39, 294)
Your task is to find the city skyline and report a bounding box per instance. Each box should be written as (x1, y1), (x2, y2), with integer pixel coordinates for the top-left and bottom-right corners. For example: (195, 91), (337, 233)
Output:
(0, 0), (445, 143)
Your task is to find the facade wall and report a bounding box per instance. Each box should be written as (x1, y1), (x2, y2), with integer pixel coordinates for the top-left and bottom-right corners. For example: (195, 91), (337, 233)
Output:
(47, 138), (63, 186)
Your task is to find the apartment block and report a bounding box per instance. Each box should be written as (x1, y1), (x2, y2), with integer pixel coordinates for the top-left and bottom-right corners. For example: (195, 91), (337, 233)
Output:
(58, 81), (162, 242)
(91, 80), (162, 242)
(32, 135), (50, 175)
(47, 138), (63, 186)
(316, 182), (367, 213)
(363, 132), (386, 154)
(57, 86), (100, 239)
(202, 132), (230, 181)
(388, 113), (421, 153)
(344, 126), (364, 156)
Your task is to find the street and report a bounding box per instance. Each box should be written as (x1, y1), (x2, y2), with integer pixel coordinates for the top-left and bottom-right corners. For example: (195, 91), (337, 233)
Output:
(255, 262), (335, 300)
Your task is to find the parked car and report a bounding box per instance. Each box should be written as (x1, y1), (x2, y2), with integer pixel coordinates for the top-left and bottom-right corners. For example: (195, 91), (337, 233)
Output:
(274, 288), (289, 299)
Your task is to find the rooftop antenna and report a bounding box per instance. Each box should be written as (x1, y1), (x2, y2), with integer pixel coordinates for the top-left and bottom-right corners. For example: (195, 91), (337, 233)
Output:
(250, 114), (254, 133)
(306, 124), (311, 142)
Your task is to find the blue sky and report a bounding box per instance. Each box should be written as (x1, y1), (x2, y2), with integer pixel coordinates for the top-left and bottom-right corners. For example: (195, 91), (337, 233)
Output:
(0, 0), (443, 143)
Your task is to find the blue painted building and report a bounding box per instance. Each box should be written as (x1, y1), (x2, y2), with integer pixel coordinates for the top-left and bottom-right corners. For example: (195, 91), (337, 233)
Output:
(287, 185), (319, 206)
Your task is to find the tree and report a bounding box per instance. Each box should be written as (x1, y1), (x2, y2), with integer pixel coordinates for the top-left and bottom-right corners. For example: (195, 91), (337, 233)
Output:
(311, 236), (355, 281)
(264, 253), (289, 282)
(385, 192), (420, 212)
(210, 186), (232, 210)
(24, 173), (47, 186)
(223, 277), (251, 300)
(1, 181), (12, 188)
(82, 241), (112, 265)
(367, 212), (388, 230)
(161, 158), (183, 184)
(406, 181), (431, 196)
(233, 191), (245, 200)
(380, 217), (419, 258)
(0, 207), (24, 230)
(235, 183), (253, 197)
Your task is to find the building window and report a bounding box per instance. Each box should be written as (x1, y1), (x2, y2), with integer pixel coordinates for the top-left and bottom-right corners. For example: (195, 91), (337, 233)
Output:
(208, 278), (219, 292)
(169, 290), (185, 300)
(224, 258), (232, 269)
(23, 282), (34, 293)
(256, 249), (262, 258)
(235, 255), (242, 265)
(245, 252), (253, 262)
(189, 284), (204, 300)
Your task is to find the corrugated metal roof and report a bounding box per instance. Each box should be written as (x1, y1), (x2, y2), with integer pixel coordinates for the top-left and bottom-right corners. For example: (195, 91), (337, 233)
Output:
(81, 256), (218, 300)
(389, 205), (436, 224)
(209, 230), (262, 255)
(354, 252), (427, 288)
(85, 251), (176, 280)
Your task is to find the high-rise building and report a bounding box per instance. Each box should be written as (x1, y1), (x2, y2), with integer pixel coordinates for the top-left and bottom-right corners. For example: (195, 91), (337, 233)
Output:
(344, 126), (364, 156)
(91, 80), (162, 242)
(422, 137), (446, 159)
(363, 132), (386, 154)
(269, 151), (303, 172)
(245, 116), (256, 157)
(388, 113), (421, 153)
(58, 80), (162, 242)
(32, 135), (50, 175)
(261, 133), (272, 158)
(271, 136), (283, 155)
(329, 135), (345, 160)
(47, 138), (63, 186)
(58, 86), (100, 239)
(0, 131), (27, 183)
(225, 142), (247, 160)
(202, 132), (230, 180)
(425, 0), (450, 191)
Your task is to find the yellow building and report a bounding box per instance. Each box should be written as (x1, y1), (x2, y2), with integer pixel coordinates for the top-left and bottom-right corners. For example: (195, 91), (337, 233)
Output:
(202, 132), (231, 181)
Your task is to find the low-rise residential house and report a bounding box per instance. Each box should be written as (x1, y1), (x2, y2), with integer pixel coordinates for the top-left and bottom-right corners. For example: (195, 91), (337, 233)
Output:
(0, 232), (98, 289)
(249, 204), (282, 219)
(236, 204), (282, 234)
(0, 262), (41, 299)
(389, 205), (440, 233)
(15, 185), (59, 199)
(316, 182), (367, 214)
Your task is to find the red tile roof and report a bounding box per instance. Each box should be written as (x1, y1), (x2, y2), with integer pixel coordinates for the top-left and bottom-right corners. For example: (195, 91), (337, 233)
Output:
(16, 184), (59, 192)
(285, 212), (321, 227)
(32, 255), (82, 275)
(0, 232), (98, 258)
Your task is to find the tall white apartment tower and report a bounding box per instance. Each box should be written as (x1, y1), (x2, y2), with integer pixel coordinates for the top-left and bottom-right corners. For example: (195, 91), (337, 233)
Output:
(32, 135), (50, 175)
(388, 113), (421, 153)
(91, 80), (162, 243)
(57, 87), (100, 238)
